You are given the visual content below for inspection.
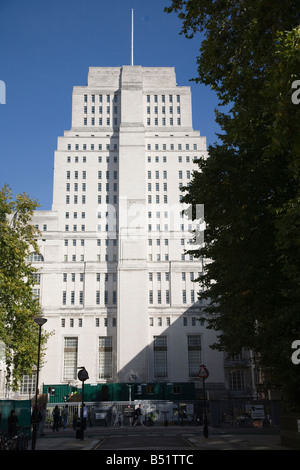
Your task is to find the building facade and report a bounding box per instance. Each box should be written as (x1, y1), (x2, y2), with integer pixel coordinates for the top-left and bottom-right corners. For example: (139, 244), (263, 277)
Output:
(2, 66), (257, 405)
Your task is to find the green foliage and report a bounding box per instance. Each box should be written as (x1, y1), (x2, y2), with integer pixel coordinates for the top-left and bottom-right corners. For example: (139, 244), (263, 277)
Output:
(0, 185), (48, 390)
(166, 1), (300, 407)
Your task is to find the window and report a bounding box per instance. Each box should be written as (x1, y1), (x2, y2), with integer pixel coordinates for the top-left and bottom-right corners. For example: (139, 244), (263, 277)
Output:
(28, 252), (44, 262)
(98, 337), (112, 379)
(20, 374), (36, 396)
(188, 335), (202, 378)
(153, 336), (168, 378)
(229, 370), (245, 390)
(63, 337), (78, 380)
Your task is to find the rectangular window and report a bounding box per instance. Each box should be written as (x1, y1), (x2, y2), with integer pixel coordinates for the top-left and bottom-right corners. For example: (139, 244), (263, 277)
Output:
(229, 370), (245, 390)
(63, 337), (78, 380)
(20, 374), (36, 396)
(153, 336), (168, 378)
(188, 335), (202, 378)
(98, 337), (112, 379)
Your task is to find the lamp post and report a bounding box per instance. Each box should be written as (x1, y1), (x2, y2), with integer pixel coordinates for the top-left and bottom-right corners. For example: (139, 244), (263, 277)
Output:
(198, 364), (209, 439)
(77, 366), (89, 441)
(31, 317), (47, 451)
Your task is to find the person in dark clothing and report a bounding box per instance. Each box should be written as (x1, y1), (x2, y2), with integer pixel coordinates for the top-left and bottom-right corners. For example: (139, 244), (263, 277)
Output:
(133, 404), (144, 427)
(52, 405), (60, 431)
(7, 409), (18, 437)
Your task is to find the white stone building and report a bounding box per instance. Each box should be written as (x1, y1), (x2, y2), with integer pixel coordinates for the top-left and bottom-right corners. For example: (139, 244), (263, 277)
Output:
(13, 66), (234, 401)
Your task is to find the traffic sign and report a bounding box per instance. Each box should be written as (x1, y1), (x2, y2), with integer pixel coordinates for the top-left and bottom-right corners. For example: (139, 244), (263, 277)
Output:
(198, 364), (209, 379)
(78, 367), (89, 382)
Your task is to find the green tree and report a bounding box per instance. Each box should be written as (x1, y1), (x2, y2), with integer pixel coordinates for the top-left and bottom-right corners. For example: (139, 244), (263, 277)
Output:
(165, 1), (300, 407)
(0, 184), (47, 390)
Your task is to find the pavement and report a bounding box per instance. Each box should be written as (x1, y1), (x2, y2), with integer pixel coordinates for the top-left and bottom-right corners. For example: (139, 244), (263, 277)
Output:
(29, 424), (295, 452)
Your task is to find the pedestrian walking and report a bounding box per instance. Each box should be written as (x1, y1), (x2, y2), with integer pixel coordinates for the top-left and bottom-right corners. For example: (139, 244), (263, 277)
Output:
(31, 405), (42, 434)
(62, 405), (68, 430)
(52, 405), (60, 432)
(133, 404), (144, 427)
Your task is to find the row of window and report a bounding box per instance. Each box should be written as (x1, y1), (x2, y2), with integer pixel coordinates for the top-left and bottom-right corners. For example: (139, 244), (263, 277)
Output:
(84, 94), (117, 103)
(62, 334), (200, 381)
(149, 316), (204, 327)
(66, 142), (199, 151)
(65, 195), (118, 204)
(62, 271), (198, 283)
(147, 155), (196, 163)
(149, 272), (200, 281)
(61, 251), (196, 262)
(66, 182), (118, 193)
(34, 238), (193, 248)
(83, 94), (181, 104)
(67, 143), (117, 151)
(65, 195), (173, 205)
(84, 105), (118, 115)
(146, 118), (182, 126)
(61, 253), (196, 263)
(146, 106), (180, 114)
(59, 315), (203, 329)
(84, 117), (118, 126)
(146, 95), (181, 103)
(63, 273), (117, 282)
(67, 143), (198, 151)
(62, 290), (117, 305)
(66, 170), (118, 179)
(67, 155), (118, 163)
(67, 170), (179, 180)
(61, 289), (198, 306)
(83, 118), (185, 127)
(149, 289), (197, 305)
(148, 253), (195, 261)
(66, 155), (197, 164)
(61, 317), (117, 328)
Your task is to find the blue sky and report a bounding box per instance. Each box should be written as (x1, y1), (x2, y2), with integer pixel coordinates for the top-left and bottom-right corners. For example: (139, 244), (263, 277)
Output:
(0, 0), (220, 210)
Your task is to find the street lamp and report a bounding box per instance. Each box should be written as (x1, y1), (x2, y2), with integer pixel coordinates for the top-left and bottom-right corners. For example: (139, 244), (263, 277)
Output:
(31, 316), (47, 451)
(198, 364), (209, 439)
